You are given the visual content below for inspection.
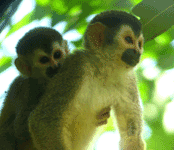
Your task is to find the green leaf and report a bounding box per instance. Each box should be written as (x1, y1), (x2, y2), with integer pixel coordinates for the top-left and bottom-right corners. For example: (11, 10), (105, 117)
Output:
(32, 5), (52, 20)
(6, 12), (34, 37)
(51, 12), (66, 27)
(132, 0), (174, 41)
(157, 45), (174, 70)
(68, 5), (82, 16)
(71, 39), (83, 49)
(36, 0), (50, 6)
(0, 56), (12, 73)
(51, 0), (68, 14)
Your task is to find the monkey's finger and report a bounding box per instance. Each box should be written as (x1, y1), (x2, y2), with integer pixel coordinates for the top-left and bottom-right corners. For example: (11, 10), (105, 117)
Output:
(97, 107), (111, 119)
(96, 120), (108, 126)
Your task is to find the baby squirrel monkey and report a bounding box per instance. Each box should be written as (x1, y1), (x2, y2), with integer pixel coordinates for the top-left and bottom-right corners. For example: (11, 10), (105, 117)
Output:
(0, 27), (69, 150)
(0, 27), (110, 150)
(28, 10), (145, 150)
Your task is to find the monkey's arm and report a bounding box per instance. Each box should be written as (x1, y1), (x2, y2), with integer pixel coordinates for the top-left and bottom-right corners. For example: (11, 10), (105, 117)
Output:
(113, 75), (145, 150)
(0, 76), (23, 125)
(0, 76), (24, 150)
(14, 78), (45, 141)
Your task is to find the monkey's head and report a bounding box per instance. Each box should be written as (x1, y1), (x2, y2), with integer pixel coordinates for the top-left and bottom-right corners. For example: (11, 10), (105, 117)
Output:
(15, 27), (69, 79)
(84, 10), (144, 70)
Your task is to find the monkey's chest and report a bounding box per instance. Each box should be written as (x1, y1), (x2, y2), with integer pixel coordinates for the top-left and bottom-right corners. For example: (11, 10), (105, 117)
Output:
(75, 77), (124, 113)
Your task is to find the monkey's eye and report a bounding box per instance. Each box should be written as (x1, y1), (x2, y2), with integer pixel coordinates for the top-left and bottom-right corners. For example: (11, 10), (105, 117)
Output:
(54, 51), (62, 59)
(125, 36), (133, 44)
(138, 41), (142, 48)
(40, 56), (49, 64)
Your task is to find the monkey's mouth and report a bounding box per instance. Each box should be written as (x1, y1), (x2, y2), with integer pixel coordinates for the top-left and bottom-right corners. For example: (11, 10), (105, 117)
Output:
(46, 63), (62, 78)
(121, 49), (140, 66)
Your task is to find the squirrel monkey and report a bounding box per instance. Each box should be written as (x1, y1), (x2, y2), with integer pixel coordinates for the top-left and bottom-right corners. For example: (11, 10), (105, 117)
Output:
(0, 27), (69, 150)
(0, 27), (110, 150)
(28, 10), (145, 150)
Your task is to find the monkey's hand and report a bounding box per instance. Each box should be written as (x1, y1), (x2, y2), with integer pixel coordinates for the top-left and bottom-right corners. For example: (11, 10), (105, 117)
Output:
(119, 137), (146, 150)
(96, 107), (111, 126)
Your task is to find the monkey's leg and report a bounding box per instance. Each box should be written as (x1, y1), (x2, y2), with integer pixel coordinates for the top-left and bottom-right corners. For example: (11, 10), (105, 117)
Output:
(113, 102), (145, 150)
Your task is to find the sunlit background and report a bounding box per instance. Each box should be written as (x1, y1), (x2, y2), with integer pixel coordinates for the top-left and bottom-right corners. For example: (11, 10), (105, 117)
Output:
(0, 0), (174, 149)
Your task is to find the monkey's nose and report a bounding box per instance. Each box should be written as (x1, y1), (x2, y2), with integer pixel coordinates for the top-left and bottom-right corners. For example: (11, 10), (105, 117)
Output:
(121, 49), (140, 66)
(46, 63), (62, 78)
(50, 58), (58, 67)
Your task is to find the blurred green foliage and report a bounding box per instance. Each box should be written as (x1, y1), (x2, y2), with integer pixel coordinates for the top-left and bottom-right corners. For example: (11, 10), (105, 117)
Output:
(0, 0), (174, 149)
(0, 56), (12, 73)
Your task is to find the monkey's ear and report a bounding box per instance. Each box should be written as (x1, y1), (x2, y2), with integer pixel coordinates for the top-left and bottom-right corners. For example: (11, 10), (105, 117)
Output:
(62, 40), (70, 54)
(15, 58), (32, 77)
(87, 22), (106, 49)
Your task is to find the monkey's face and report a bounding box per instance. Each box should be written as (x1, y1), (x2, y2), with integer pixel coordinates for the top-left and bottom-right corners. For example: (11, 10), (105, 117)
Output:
(112, 25), (144, 69)
(31, 41), (69, 79)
